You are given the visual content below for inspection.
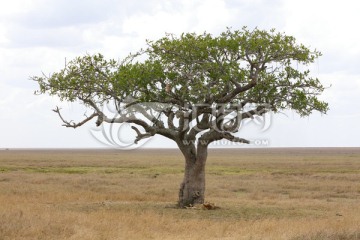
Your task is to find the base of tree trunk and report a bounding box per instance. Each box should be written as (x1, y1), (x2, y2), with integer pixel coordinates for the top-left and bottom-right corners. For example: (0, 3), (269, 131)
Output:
(178, 181), (205, 208)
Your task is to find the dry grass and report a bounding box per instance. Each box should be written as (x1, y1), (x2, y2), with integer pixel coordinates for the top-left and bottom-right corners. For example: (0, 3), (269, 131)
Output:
(0, 148), (360, 239)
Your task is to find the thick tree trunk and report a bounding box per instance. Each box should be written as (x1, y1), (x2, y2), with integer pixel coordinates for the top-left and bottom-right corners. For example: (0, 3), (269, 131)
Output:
(178, 145), (208, 208)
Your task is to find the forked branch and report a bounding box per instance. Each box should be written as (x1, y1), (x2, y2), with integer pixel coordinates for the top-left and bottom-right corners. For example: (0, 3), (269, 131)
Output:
(131, 126), (154, 144)
(53, 106), (99, 128)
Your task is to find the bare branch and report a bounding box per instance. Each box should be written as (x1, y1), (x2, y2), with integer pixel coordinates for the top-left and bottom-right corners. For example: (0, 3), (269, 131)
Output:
(216, 81), (257, 103)
(132, 104), (165, 128)
(131, 126), (154, 144)
(168, 112), (176, 130)
(240, 105), (269, 120)
(222, 114), (240, 132)
(221, 132), (250, 144)
(187, 113), (211, 141)
(199, 129), (250, 146)
(52, 106), (98, 128)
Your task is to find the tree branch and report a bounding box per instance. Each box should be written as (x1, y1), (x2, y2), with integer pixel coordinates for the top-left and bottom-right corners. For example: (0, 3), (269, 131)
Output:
(221, 132), (250, 144)
(199, 129), (250, 146)
(52, 107), (98, 128)
(240, 105), (269, 120)
(216, 80), (257, 103)
(187, 113), (210, 141)
(167, 110), (177, 130)
(131, 126), (154, 144)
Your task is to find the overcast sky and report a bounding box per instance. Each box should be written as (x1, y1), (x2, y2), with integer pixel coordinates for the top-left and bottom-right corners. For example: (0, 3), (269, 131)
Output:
(0, 0), (359, 149)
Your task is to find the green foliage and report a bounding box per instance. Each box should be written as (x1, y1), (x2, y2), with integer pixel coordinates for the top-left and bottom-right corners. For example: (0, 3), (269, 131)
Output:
(33, 27), (328, 118)
(34, 53), (119, 103)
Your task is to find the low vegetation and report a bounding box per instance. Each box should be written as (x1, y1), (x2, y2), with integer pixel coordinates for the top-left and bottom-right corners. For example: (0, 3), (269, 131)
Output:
(1, 148), (360, 239)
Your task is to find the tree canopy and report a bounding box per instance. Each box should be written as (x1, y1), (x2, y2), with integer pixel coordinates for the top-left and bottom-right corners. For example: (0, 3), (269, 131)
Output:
(34, 27), (327, 147)
(34, 27), (328, 207)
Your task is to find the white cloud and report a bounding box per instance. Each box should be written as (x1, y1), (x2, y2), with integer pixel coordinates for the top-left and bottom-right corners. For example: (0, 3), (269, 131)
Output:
(0, 0), (35, 16)
(319, 72), (360, 116)
(194, 0), (233, 32)
(282, 0), (360, 74)
(122, 10), (189, 40)
(0, 81), (102, 148)
(5, 26), (84, 49)
(0, 47), (77, 88)
(10, 0), (122, 28)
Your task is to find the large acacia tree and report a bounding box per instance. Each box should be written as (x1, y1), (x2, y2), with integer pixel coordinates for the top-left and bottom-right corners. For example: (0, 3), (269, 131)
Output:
(34, 27), (328, 208)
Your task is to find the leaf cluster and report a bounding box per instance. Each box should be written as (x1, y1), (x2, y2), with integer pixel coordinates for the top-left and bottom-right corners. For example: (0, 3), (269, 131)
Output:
(34, 27), (328, 117)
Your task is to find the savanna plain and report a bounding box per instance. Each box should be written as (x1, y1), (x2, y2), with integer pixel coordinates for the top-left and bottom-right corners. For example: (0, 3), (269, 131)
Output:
(0, 148), (360, 240)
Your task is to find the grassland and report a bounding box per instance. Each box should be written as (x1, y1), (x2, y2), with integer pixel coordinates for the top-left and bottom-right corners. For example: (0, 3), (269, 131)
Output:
(0, 148), (360, 239)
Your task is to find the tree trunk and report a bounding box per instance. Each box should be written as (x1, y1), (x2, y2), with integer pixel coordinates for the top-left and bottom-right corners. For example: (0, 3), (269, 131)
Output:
(178, 145), (208, 208)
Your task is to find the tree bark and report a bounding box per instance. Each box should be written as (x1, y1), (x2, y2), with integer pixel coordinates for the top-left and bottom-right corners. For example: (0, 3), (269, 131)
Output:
(178, 144), (208, 208)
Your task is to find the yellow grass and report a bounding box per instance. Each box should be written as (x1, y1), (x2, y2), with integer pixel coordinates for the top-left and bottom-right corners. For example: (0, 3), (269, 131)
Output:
(1, 148), (360, 239)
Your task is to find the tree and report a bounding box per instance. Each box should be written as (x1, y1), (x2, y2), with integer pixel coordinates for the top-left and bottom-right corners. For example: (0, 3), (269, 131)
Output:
(33, 27), (328, 208)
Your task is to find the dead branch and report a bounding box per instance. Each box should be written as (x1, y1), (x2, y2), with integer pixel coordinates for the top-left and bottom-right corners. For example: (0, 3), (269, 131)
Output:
(53, 106), (98, 128)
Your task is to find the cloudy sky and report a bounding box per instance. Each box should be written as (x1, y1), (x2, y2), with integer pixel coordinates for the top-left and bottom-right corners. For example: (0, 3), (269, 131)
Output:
(0, 0), (359, 148)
